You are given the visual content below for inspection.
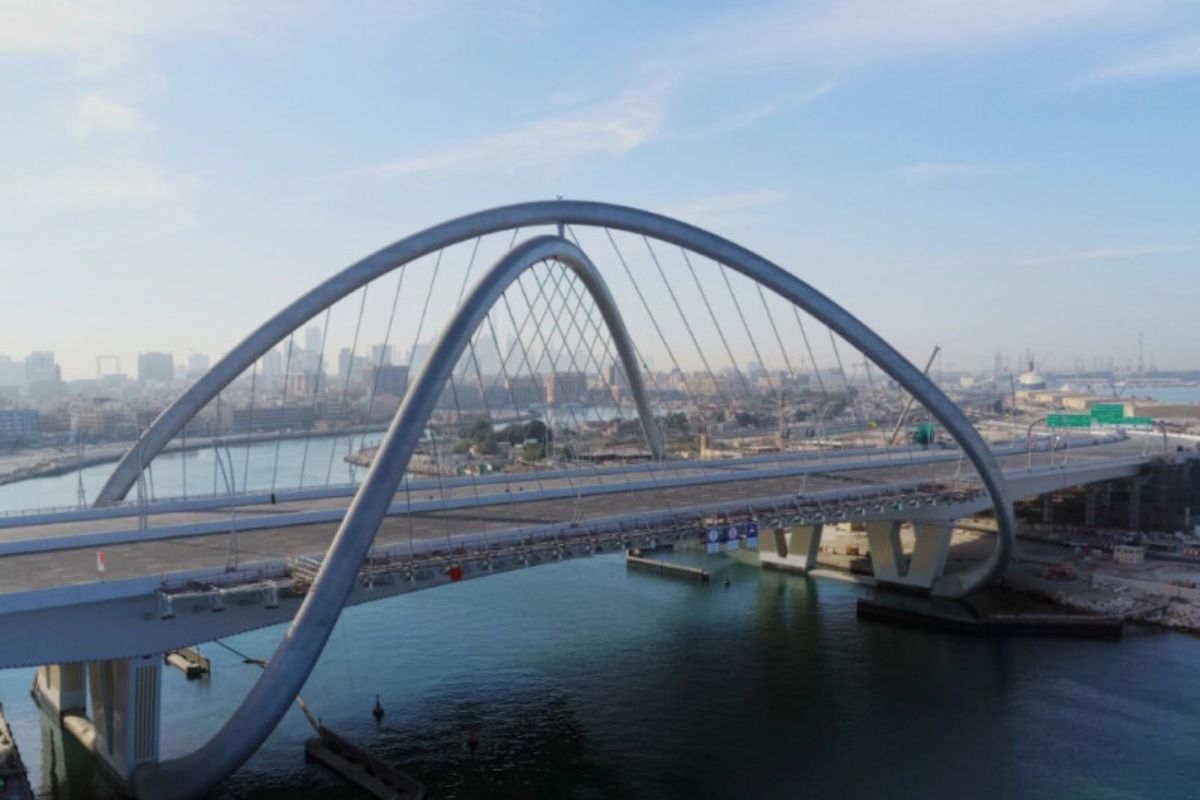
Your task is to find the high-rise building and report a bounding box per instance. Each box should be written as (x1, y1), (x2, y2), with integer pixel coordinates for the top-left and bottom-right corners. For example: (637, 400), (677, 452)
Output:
(186, 353), (211, 378)
(0, 356), (23, 390)
(24, 352), (59, 385)
(261, 348), (283, 378)
(408, 343), (431, 376)
(369, 344), (393, 366)
(304, 326), (323, 354)
(137, 352), (174, 384)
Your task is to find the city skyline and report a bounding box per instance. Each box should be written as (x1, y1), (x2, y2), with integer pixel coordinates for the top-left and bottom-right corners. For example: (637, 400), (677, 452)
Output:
(2, 2), (1199, 379)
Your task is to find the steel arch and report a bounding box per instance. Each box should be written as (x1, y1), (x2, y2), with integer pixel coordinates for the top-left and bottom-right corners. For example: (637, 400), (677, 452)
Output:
(120, 206), (1016, 798)
(132, 237), (661, 798)
(98, 200), (1013, 591)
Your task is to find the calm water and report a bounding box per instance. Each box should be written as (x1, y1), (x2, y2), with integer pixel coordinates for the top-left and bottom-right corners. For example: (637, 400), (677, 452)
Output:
(0, 435), (371, 514)
(2, 462), (1200, 798)
(1128, 385), (1200, 405)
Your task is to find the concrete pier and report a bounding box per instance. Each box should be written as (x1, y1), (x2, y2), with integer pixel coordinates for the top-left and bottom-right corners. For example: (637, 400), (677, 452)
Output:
(626, 553), (709, 582)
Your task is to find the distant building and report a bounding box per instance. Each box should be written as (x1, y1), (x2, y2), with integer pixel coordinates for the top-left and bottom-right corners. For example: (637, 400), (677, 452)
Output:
(186, 353), (211, 378)
(365, 364), (408, 396)
(137, 352), (174, 384)
(547, 371), (588, 405)
(0, 356), (23, 392)
(507, 375), (545, 407)
(232, 405), (316, 432)
(24, 352), (62, 402)
(24, 351), (59, 385)
(0, 409), (39, 446)
(369, 344), (393, 366)
(262, 349), (283, 377)
(304, 326), (323, 354)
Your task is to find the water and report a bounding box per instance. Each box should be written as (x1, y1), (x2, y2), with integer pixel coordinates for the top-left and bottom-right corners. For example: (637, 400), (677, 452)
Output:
(2, 467), (1200, 797)
(0, 434), (370, 514)
(1124, 385), (1200, 406)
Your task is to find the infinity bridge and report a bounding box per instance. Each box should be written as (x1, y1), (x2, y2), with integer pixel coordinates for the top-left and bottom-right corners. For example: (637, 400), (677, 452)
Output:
(0, 200), (1166, 798)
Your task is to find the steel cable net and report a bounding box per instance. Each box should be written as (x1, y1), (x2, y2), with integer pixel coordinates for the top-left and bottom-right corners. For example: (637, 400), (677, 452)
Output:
(117, 224), (999, 562)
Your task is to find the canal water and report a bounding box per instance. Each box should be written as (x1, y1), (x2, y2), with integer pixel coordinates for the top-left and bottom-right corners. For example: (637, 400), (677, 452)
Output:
(2, 463), (1200, 798)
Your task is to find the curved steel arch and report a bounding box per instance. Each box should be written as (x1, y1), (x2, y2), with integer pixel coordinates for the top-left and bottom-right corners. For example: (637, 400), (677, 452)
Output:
(98, 197), (1013, 591)
(124, 208), (1017, 798)
(133, 237), (657, 798)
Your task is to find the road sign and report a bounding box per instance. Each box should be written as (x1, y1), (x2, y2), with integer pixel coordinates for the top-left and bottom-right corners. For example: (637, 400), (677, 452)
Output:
(707, 527), (721, 554)
(725, 525), (740, 551)
(1047, 414), (1091, 428)
(745, 521), (759, 550)
(1091, 403), (1126, 423)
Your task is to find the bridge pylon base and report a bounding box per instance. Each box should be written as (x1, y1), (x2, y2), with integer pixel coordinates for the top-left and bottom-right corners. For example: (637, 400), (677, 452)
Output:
(759, 524), (823, 573)
(31, 663), (87, 719)
(88, 655), (163, 792)
(869, 520), (956, 594)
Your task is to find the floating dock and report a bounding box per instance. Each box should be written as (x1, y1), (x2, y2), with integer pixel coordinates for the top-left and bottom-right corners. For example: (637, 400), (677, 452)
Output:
(305, 726), (426, 799)
(626, 552), (709, 582)
(0, 704), (34, 800)
(857, 599), (1123, 639)
(165, 647), (210, 679)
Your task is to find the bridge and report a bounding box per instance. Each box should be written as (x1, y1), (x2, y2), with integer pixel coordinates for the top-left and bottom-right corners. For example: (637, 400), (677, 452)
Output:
(0, 200), (1183, 798)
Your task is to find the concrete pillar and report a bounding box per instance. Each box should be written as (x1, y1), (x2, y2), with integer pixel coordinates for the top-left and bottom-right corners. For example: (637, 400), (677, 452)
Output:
(1085, 488), (1098, 527)
(88, 655), (162, 787)
(1129, 478), (1143, 531)
(759, 524), (822, 573)
(866, 520), (905, 581)
(1041, 493), (1054, 524)
(32, 663), (88, 718)
(906, 522), (955, 587)
(786, 524), (823, 572)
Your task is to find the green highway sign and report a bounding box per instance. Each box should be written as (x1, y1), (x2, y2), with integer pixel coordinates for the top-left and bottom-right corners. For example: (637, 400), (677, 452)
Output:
(1091, 403), (1126, 422)
(1047, 414), (1092, 428)
(1046, 405), (1155, 429)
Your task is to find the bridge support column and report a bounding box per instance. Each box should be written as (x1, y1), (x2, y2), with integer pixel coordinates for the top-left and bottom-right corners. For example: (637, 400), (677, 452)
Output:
(759, 524), (823, 573)
(905, 522), (955, 588)
(32, 663), (87, 719)
(1085, 488), (1098, 527)
(88, 655), (162, 789)
(865, 521), (905, 582)
(1128, 477), (1144, 531)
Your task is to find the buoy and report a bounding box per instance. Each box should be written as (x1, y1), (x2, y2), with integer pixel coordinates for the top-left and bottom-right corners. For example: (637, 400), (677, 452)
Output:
(372, 694), (384, 721)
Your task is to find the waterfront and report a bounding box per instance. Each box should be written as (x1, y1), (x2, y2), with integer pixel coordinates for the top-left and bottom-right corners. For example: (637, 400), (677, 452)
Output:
(1, 472), (1200, 797)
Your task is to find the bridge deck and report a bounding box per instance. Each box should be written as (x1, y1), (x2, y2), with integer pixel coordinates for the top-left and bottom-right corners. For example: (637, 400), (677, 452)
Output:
(0, 437), (1153, 597)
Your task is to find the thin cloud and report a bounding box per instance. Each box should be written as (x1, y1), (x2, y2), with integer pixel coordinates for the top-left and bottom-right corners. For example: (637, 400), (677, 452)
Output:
(1088, 32), (1200, 83)
(893, 162), (1007, 181)
(661, 189), (790, 229)
(355, 83), (671, 177)
(670, 0), (1160, 76)
(68, 91), (154, 142)
(673, 82), (835, 141)
(1016, 243), (1189, 266)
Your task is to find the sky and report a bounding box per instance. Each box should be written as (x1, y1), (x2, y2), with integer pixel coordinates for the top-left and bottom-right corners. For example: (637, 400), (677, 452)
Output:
(1, 0), (1198, 380)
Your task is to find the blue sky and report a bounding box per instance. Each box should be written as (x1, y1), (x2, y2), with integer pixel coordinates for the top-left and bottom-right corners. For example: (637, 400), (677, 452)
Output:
(1, 0), (1198, 379)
